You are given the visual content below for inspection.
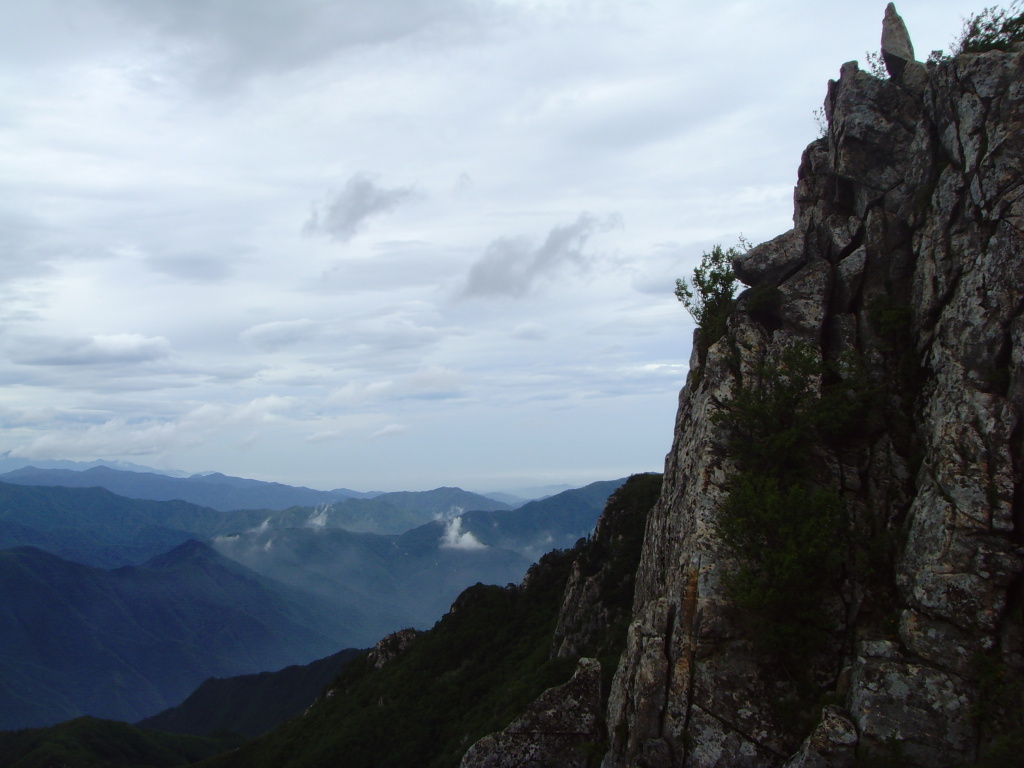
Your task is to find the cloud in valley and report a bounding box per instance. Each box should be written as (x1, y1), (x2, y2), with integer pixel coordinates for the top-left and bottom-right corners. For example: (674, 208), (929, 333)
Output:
(439, 516), (486, 550)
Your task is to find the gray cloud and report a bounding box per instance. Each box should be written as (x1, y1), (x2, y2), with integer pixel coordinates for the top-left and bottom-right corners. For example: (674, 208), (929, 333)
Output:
(145, 253), (234, 283)
(0, 211), (62, 284)
(459, 213), (621, 299)
(0, 0), (974, 491)
(10, 333), (172, 367)
(304, 174), (420, 242)
(240, 319), (320, 352)
(104, 0), (482, 94)
(511, 322), (548, 341)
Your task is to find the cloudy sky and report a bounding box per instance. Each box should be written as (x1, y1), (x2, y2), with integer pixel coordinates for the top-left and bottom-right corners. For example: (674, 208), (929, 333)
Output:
(0, 0), (974, 492)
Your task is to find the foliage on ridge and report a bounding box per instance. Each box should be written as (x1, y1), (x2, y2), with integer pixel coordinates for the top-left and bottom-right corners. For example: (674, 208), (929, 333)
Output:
(0, 717), (241, 768)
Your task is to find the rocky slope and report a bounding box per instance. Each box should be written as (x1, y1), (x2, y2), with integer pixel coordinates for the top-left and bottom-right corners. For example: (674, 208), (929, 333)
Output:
(601, 23), (1024, 768)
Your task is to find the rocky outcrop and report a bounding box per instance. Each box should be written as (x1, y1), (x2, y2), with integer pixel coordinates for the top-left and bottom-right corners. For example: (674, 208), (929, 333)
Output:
(366, 627), (419, 669)
(602, 22), (1024, 768)
(881, 2), (915, 79)
(552, 473), (662, 660)
(461, 657), (604, 768)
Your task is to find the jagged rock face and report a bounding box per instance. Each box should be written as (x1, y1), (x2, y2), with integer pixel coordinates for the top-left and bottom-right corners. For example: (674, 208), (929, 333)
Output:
(552, 473), (661, 660)
(604, 49), (1024, 768)
(461, 658), (603, 768)
(366, 627), (419, 670)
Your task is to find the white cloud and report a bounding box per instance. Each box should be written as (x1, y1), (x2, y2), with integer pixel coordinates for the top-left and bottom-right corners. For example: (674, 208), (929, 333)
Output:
(13, 396), (299, 461)
(329, 367), (465, 406)
(306, 504), (332, 530)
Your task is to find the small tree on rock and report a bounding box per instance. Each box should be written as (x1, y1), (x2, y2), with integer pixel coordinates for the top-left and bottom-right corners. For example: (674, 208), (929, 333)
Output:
(675, 241), (744, 356)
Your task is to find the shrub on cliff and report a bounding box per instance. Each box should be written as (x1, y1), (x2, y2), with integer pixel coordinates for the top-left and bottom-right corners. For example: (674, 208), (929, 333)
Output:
(956, 2), (1024, 53)
(675, 242), (744, 356)
(927, 2), (1024, 62)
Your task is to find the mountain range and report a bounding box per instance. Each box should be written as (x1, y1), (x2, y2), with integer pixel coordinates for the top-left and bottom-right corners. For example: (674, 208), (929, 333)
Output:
(0, 473), (660, 767)
(0, 479), (519, 568)
(0, 467), (624, 729)
(2, 465), (389, 513)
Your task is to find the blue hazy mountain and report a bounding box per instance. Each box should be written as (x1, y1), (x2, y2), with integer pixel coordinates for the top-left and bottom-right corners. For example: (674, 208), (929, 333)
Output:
(0, 541), (357, 730)
(406, 479), (627, 562)
(0, 465), (370, 512)
(0, 453), (188, 476)
(0, 479), (518, 570)
(0, 481), (237, 568)
(0, 466), (514, 535)
(209, 481), (624, 630)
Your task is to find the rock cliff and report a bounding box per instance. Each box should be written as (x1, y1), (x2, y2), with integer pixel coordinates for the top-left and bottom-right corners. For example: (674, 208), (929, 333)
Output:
(602, 28), (1024, 768)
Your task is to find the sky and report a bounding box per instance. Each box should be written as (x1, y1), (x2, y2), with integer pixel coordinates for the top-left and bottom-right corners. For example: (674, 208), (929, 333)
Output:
(0, 0), (977, 492)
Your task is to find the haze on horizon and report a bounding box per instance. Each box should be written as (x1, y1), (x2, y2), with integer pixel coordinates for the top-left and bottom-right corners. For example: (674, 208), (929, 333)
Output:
(0, 0), (972, 492)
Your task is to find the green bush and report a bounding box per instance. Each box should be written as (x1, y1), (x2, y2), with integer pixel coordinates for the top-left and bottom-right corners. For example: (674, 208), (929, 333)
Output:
(928, 2), (1024, 62)
(714, 343), (870, 481)
(718, 476), (844, 659)
(956, 3), (1024, 54)
(675, 242), (743, 356)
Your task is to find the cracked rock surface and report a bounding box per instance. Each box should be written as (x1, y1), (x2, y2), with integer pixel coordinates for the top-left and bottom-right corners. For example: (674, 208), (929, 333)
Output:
(600, 48), (1024, 768)
(460, 658), (603, 768)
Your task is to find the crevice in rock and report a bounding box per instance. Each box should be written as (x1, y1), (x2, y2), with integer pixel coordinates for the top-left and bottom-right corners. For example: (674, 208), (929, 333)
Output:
(659, 600), (679, 764)
(839, 221), (867, 263)
(678, 557), (702, 764)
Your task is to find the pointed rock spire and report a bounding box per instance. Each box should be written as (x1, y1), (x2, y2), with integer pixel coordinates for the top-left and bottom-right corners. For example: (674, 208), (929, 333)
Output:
(881, 3), (915, 79)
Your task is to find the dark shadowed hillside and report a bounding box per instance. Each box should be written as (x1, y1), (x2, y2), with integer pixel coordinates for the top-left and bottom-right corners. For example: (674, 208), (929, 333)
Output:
(0, 717), (241, 768)
(137, 649), (362, 738)
(0, 541), (352, 729)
